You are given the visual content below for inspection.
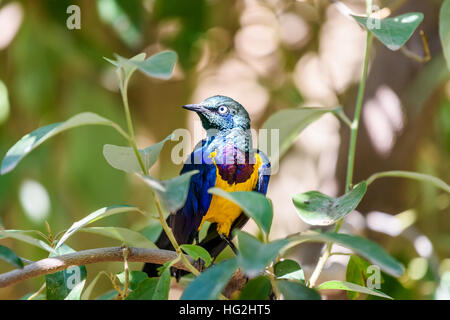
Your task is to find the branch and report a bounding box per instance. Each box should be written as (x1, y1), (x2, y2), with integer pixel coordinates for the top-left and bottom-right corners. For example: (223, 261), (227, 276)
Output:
(0, 246), (193, 288)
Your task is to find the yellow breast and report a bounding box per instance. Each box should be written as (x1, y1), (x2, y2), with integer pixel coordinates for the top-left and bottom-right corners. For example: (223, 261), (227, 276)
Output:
(199, 151), (262, 236)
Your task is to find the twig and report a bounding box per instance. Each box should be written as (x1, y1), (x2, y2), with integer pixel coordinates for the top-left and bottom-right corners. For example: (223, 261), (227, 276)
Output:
(0, 246), (193, 288)
(400, 31), (431, 63)
(121, 245), (130, 299)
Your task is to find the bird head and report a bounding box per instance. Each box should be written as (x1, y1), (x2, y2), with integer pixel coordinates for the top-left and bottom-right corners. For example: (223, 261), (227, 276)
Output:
(183, 95), (250, 131)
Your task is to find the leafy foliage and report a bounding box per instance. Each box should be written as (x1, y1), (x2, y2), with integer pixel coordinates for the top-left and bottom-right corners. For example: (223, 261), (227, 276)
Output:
(238, 276), (272, 300)
(261, 107), (337, 160)
(45, 244), (87, 300)
(0, 245), (23, 269)
(116, 271), (148, 291)
(126, 278), (160, 300)
(56, 205), (142, 249)
(181, 259), (238, 300)
(292, 182), (367, 226)
(138, 171), (199, 212)
(318, 280), (392, 300)
(103, 134), (173, 174)
(208, 188), (273, 235)
(236, 231), (288, 277)
(1, 1), (448, 300)
(180, 244), (212, 267)
(274, 259), (305, 282)
(352, 13), (424, 51)
(345, 255), (373, 300)
(0, 112), (128, 175)
(0, 230), (54, 253)
(288, 232), (404, 277)
(275, 280), (321, 300)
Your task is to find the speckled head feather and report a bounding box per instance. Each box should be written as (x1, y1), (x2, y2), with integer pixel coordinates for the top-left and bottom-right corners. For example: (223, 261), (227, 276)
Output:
(183, 95), (251, 131)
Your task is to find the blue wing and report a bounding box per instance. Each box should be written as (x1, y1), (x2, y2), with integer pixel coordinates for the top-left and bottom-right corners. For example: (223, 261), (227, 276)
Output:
(170, 140), (217, 244)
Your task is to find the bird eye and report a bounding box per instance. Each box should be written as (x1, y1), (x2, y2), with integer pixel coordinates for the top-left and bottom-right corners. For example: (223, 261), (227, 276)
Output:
(217, 105), (229, 115)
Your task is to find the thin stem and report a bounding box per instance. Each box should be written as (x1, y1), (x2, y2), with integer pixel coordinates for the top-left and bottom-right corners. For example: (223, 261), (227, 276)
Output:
(153, 193), (200, 276)
(268, 264), (281, 299)
(345, 32), (373, 192)
(119, 78), (147, 175)
(333, 107), (352, 128)
(366, 170), (450, 193)
(109, 273), (124, 298)
(400, 30), (431, 63)
(308, 1), (373, 288)
(121, 246), (130, 300)
(118, 72), (200, 277)
(308, 243), (332, 288)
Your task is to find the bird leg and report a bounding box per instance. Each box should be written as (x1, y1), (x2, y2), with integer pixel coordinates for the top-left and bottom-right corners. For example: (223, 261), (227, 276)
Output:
(220, 234), (238, 255)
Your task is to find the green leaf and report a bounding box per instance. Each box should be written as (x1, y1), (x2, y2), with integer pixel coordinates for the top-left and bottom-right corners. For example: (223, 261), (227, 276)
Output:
(276, 280), (321, 300)
(138, 170), (198, 212)
(152, 266), (171, 300)
(181, 258), (238, 300)
(65, 279), (86, 300)
(140, 223), (163, 243)
(45, 244), (87, 300)
(81, 272), (106, 300)
(0, 245), (24, 268)
(292, 182), (367, 226)
(79, 227), (156, 248)
(20, 292), (45, 300)
(96, 290), (118, 300)
(126, 278), (159, 300)
(352, 13), (424, 51)
(318, 280), (392, 300)
(236, 231), (289, 277)
(56, 205), (141, 249)
(114, 53), (146, 82)
(116, 271), (149, 291)
(441, 0), (450, 71)
(208, 188), (273, 235)
(287, 231), (404, 277)
(238, 275), (272, 300)
(198, 221), (211, 243)
(103, 134), (173, 174)
(129, 51), (178, 80)
(0, 79), (10, 125)
(0, 230), (54, 253)
(274, 259), (304, 282)
(261, 107), (336, 160)
(346, 255), (372, 300)
(97, 0), (143, 48)
(1, 112), (128, 175)
(181, 244), (212, 267)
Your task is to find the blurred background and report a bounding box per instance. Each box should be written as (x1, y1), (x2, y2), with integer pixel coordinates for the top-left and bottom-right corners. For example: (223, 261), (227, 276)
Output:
(0, 0), (449, 299)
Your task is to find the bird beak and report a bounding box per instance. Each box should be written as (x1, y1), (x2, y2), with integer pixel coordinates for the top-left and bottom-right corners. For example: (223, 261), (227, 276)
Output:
(182, 104), (208, 113)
